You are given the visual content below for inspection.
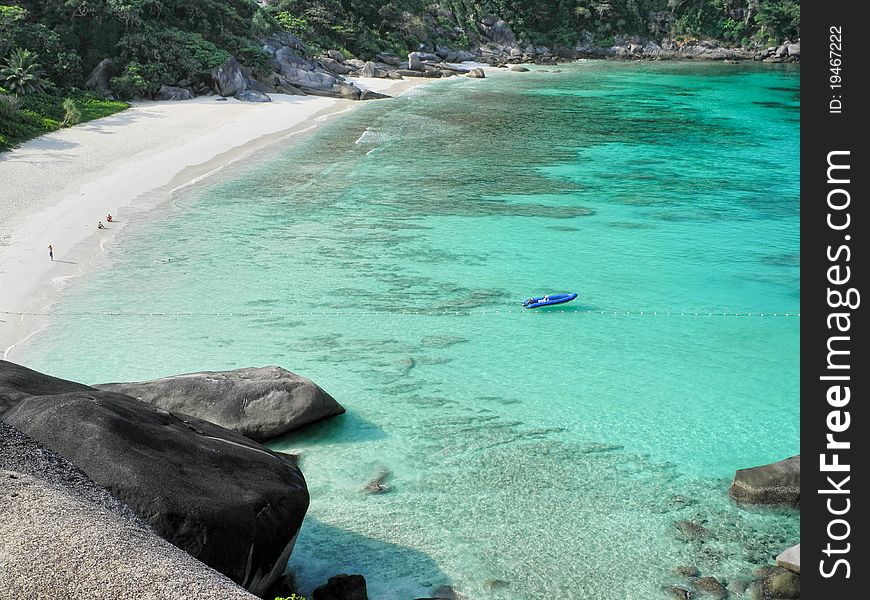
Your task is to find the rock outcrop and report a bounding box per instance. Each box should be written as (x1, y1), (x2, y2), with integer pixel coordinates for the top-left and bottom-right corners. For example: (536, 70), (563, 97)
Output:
(729, 455), (800, 506)
(211, 56), (247, 97)
(0, 421), (256, 600)
(320, 56), (351, 75)
(266, 43), (363, 100)
(84, 58), (120, 97)
(96, 366), (344, 442)
(0, 360), (92, 416)
(4, 382), (309, 596)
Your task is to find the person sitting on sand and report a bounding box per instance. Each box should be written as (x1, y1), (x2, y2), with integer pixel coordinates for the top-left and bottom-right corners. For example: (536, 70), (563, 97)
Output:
(97, 221), (105, 229)
(106, 214), (113, 222)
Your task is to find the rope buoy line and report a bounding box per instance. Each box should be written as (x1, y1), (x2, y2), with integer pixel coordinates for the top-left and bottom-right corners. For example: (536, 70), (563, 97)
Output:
(1, 309), (801, 318)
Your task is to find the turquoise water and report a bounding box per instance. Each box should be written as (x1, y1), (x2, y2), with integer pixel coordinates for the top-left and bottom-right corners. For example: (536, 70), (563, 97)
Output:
(18, 61), (800, 599)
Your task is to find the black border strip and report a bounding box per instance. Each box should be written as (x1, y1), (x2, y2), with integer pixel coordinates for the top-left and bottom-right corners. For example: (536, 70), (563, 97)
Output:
(803, 0), (867, 594)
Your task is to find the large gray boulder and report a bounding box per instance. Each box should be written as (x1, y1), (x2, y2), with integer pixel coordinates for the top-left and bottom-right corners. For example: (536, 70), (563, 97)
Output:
(320, 56), (351, 75)
(729, 455), (800, 506)
(0, 421), (257, 600)
(85, 58), (120, 97)
(376, 52), (401, 66)
(270, 49), (362, 99)
(408, 52), (425, 71)
(211, 56), (247, 97)
(0, 360), (92, 416)
(483, 19), (517, 47)
(4, 388), (309, 596)
(157, 85), (194, 101)
(96, 366), (344, 442)
(466, 68), (486, 78)
(360, 61), (386, 78)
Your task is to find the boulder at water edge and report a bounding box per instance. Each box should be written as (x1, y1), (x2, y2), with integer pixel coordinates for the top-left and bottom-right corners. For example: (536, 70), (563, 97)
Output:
(96, 366), (344, 442)
(4, 388), (310, 596)
(776, 543), (800, 574)
(0, 360), (92, 416)
(729, 455), (800, 506)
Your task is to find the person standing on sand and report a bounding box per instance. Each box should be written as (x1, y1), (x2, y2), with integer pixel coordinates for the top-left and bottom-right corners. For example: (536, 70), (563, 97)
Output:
(48, 245), (53, 261)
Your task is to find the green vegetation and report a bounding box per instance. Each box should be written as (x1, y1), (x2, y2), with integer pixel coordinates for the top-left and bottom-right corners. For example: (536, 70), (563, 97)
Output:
(0, 48), (47, 94)
(0, 87), (127, 150)
(0, 0), (799, 150)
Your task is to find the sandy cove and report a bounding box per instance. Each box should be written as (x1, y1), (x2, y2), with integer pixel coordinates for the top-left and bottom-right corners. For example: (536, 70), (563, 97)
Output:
(0, 76), (432, 357)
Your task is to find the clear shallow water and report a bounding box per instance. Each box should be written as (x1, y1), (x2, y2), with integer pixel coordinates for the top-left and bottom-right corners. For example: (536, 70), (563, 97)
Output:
(19, 61), (799, 599)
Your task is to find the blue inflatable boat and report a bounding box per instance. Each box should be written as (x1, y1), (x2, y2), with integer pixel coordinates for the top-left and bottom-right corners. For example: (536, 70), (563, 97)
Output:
(522, 292), (578, 308)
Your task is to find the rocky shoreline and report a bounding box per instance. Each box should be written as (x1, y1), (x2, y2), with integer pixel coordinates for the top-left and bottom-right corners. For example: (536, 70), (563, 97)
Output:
(82, 10), (799, 106)
(661, 455), (801, 600)
(1, 360), (799, 599)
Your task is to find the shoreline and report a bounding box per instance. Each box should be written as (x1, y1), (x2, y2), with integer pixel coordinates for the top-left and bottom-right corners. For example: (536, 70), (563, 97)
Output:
(0, 75), (436, 358)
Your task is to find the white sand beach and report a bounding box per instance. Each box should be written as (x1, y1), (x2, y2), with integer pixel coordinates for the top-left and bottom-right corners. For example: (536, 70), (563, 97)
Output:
(0, 76), (428, 357)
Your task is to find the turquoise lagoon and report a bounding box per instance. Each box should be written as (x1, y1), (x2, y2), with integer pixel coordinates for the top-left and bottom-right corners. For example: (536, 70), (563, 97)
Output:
(18, 61), (800, 599)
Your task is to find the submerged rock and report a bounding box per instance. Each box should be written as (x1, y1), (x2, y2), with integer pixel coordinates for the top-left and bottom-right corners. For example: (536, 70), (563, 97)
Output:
(693, 576), (726, 599)
(96, 366), (344, 442)
(664, 587), (691, 600)
(760, 566), (800, 599)
(675, 519), (709, 540)
(729, 455), (800, 506)
(4, 386), (309, 596)
(313, 574), (368, 600)
(320, 56), (351, 75)
(674, 566), (699, 578)
(363, 468), (392, 494)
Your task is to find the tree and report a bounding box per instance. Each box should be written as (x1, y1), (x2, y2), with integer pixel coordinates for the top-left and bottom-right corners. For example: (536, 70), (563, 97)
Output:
(0, 49), (48, 95)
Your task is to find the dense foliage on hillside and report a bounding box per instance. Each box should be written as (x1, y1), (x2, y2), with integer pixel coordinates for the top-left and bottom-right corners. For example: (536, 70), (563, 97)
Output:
(1, 0), (799, 149)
